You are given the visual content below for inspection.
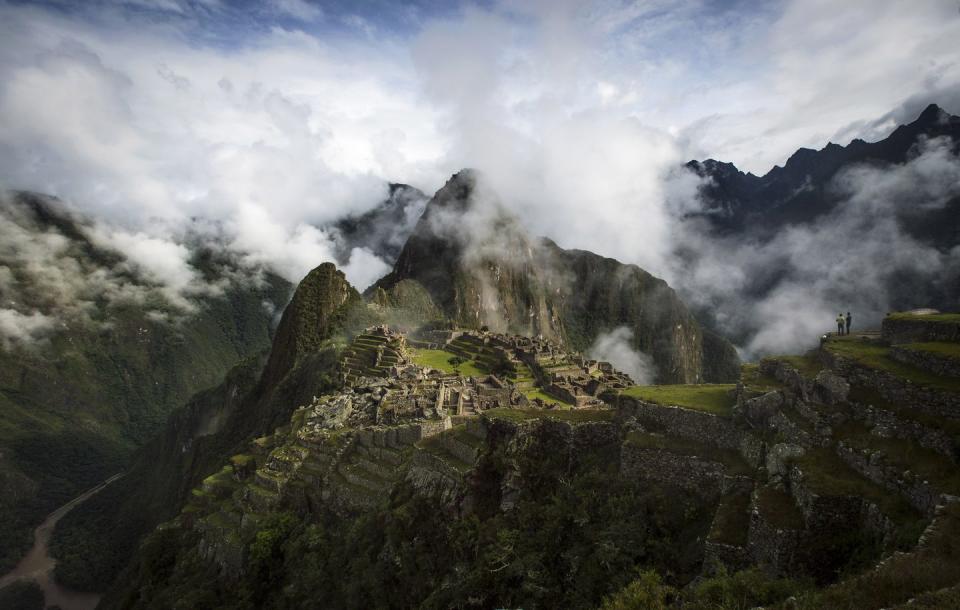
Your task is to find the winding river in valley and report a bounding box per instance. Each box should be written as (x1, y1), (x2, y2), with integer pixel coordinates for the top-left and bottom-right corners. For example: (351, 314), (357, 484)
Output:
(0, 473), (124, 610)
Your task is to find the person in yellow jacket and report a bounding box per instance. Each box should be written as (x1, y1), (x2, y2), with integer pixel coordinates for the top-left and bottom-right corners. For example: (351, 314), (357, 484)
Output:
(836, 313), (845, 336)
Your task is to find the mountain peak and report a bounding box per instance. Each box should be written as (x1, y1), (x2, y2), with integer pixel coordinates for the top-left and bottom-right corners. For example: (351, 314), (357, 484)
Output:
(915, 103), (947, 125)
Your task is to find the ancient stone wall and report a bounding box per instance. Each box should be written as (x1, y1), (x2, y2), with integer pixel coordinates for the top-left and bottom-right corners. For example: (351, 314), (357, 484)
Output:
(845, 401), (957, 463)
(746, 505), (800, 575)
(882, 317), (960, 344)
(890, 345), (960, 378)
(820, 351), (960, 419)
(836, 443), (942, 516)
(620, 444), (725, 498)
(618, 396), (744, 450)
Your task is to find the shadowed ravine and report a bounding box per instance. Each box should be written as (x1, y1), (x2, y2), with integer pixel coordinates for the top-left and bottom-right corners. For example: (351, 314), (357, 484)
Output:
(0, 473), (124, 610)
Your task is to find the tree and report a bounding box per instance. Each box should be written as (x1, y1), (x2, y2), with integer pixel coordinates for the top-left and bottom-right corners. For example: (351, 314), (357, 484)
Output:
(448, 356), (465, 374)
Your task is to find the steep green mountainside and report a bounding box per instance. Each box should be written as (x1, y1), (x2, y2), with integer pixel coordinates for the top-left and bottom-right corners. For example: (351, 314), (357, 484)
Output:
(99, 312), (960, 609)
(374, 170), (739, 383)
(0, 192), (291, 574)
(50, 263), (376, 591)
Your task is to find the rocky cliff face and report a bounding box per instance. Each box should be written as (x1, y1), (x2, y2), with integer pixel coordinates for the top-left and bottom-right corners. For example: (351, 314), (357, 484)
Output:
(375, 170), (739, 383)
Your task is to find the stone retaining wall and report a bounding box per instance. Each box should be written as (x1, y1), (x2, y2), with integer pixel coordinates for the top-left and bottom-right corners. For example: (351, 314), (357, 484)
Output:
(836, 443), (942, 517)
(845, 401), (957, 463)
(891, 345), (960, 378)
(882, 317), (960, 344)
(820, 351), (960, 419)
(620, 443), (725, 498)
(746, 503), (800, 575)
(618, 396), (743, 450)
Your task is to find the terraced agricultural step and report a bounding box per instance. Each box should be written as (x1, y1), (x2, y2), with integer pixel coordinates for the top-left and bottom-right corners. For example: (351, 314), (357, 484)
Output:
(338, 463), (393, 493)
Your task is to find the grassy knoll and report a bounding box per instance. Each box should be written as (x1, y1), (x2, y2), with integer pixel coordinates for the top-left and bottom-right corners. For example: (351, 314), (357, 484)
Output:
(622, 384), (736, 416)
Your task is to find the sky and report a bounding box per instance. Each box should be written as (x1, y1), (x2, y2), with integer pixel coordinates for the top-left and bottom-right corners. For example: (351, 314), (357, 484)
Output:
(1, 0), (959, 356)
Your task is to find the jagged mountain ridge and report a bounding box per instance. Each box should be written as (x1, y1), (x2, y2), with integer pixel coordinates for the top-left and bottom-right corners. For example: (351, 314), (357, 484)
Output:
(688, 103), (960, 245)
(374, 170), (740, 383)
(331, 183), (428, 266)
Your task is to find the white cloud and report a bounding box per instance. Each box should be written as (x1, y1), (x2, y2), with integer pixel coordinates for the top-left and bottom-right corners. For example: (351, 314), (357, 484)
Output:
(588, 326), (656, 385)
(0, 308), (56, 349)
(0, 0), (957, 357)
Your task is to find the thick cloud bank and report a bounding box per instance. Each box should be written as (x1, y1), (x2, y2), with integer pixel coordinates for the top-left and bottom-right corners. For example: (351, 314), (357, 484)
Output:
(673, 137), (960, 357)
(0, 1), (959, 357)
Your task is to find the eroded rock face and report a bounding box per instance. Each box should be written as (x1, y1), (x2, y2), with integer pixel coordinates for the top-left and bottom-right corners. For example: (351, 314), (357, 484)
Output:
(766, 443), (805, 486)
(814, 370), (850, 405)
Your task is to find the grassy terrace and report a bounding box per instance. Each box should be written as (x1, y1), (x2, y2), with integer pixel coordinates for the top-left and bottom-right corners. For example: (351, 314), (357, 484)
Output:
(842, 433), (960, 495)
(409, 348), (486, 377)
(887, 312), (960, 324)
(483, 407), (615, 423)
(764, 353), (824, 379)
(740, 363), (786, 394)
(755, 486), (804, 530)
(415, 434), (474, 473)
(625, 431), (754, 476)
(848, 385), (960, 443)
(802, 503), (960, 610)
(710, 491), (751, 546)
(523, 388), (574, 407)
(622, 384), (737, 416)
(904, 342), (960, 360)
(823, 336), (960, 392)
(793, 448), (923, 531)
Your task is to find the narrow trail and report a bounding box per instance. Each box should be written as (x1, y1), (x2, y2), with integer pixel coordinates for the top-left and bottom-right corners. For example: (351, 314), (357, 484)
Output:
(0, 473), (125, 610)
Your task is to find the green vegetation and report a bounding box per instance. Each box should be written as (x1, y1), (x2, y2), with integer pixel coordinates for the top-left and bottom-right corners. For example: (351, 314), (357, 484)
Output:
(904, 342), (960, 360)
(600, 568), (812, 610)
(769, 354), (824, 379)
(409, 348), (485, 377)
(842, 434), (960, 495)
(622, 384), (736, 416)
(111, 432), (712, 610)
(625, 432), (754, 477)
(848, 385), (960, 444)
(887, 312), (960, 324)
(0, 580), (44, 610)
(523, 388), (574, 407)
(754, 486), (804, 530)
(823, 337), (960, 391)
(709, 492), (751, 546)
(796, 503), (960, 609)
(483, 407), (615, 423)
(793, 448), (924, 537)
(740, 363), (785, 393)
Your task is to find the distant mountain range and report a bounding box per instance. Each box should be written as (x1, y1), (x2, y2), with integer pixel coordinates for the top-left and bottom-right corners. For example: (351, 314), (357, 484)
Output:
(687, 103), (959, 248)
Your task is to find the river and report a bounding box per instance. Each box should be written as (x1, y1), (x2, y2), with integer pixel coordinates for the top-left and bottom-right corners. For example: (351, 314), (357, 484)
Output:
(0, 473), (124, 610)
